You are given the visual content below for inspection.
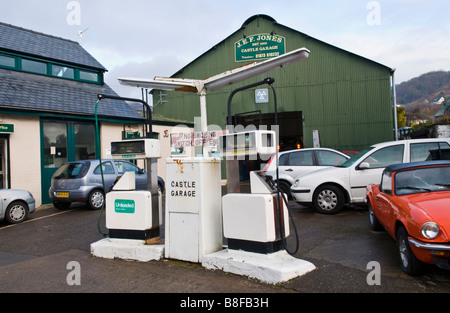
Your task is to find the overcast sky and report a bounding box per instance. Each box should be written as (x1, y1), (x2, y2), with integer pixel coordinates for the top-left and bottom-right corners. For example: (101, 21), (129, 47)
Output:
(1, 0), (449, 100)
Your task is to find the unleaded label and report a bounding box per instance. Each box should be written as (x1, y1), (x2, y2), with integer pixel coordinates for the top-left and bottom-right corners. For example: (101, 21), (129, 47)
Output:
(114, 199), (135, 214)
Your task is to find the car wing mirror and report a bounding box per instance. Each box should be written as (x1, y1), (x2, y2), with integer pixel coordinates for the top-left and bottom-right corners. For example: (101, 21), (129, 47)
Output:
(358, 162), (370, 170)
(138, 168), (146, 174)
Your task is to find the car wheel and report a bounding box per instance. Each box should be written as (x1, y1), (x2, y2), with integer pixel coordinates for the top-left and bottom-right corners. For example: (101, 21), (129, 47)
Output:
(53, 201), (71, 210)
(87, 189), (104, 210)
(313, 184), (344, 214)
(396, 226), (424, 276)
(5, 201), (28, 224)
(277, 180), (292, 199)
(368, 201), (383, 231)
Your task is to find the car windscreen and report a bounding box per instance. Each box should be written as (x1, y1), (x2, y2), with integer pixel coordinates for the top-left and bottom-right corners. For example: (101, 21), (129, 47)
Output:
(394, 165), (450, 195)
(53, 162), (90, 179)
(336, 149), (371, 168)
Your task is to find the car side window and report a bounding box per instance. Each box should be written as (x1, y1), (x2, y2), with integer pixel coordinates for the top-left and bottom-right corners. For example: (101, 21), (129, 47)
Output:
(380, 171), (392, 194)
(279, 153), (288, 166)
(288, 151), (314, 166)
(411, 142), (450, 162)
(114, 161), (139, 174)
(410, 142), (439, 162)
(93, 161), (115, 174)
(316, 150), (348, 166)
(361, 145), (404, 169)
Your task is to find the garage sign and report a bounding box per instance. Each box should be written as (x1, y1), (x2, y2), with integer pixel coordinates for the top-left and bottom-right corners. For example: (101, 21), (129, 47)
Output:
(235, 33), (286, 62)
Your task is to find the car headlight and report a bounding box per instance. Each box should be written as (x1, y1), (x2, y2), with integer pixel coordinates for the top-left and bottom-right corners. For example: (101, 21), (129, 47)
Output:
(421, 222), (440, 239)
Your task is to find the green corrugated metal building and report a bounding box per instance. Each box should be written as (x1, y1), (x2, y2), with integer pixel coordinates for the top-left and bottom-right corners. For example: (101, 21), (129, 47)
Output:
(152, 15), (394, 152)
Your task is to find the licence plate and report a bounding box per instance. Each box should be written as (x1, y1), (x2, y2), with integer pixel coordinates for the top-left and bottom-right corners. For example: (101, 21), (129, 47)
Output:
(56, 192), (69, 198)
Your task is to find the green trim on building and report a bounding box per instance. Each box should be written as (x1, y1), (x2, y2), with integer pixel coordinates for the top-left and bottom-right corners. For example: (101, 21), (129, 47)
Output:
(0, 50), (104, 85)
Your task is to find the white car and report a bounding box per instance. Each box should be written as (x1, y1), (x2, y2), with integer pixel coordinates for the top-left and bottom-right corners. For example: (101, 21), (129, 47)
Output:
(290, 138), (450, 214)
(263, 147), (349, 197)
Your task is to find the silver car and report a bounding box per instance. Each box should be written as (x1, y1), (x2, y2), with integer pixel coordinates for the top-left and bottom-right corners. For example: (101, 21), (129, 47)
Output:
(0, 189), (36, 224)
(49, 159), (164, 210)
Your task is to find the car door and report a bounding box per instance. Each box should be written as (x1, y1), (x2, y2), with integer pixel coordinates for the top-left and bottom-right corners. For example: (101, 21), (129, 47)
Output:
(372, 171), (394, 233)
(113, 160), (147, 190)
(280, 150), (317, 182)
(350, 144), (405, 203)
(93, 161), (117, 191)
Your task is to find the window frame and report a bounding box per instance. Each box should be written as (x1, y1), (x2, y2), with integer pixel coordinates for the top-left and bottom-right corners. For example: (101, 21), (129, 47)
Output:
(0, 50), (103, 85)
(0, 53), (16, 69)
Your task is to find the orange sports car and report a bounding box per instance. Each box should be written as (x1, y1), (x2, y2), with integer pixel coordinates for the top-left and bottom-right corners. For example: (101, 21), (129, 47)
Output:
(366, 160), (450, 275)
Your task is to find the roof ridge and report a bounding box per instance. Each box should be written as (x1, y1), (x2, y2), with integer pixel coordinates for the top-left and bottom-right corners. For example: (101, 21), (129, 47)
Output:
(0, 21), (79, 45)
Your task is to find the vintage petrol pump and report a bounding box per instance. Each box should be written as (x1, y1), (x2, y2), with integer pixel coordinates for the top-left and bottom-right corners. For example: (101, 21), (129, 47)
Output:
(106, 138), (162, 241)
(219, 78), (289, 253)
(201, 79), (315, 284)
(91, 95), (164, 261)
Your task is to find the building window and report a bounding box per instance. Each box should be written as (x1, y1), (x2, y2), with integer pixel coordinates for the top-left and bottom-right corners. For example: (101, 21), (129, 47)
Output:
(0, 50), (103, 84)
(79, 70), (99, 83)
(52, 65), (74, 79)
(0, 54), (15, 68)
(22, 58), (48, 75)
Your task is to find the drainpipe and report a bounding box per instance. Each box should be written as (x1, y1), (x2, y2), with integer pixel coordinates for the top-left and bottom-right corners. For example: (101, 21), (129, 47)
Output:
(391, 69), (399, 141)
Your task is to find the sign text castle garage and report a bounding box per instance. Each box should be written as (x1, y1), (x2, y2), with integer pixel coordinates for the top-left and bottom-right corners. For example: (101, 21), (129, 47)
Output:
(171, 180), (196, 197)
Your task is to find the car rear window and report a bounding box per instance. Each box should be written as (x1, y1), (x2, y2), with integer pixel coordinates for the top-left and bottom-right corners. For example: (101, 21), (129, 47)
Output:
(53, 162), (89, 179)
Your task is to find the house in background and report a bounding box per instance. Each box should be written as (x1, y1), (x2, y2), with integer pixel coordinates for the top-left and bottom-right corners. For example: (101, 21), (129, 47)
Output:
(0, 22), (183, 206)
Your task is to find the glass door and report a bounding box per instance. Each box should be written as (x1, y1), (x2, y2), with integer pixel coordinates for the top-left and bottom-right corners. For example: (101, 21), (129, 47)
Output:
(41, 122), (68, 204)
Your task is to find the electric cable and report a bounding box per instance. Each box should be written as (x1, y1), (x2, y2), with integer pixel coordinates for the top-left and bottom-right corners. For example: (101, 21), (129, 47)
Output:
(279, 189), (300, 255)
(266, 175), (299, 255)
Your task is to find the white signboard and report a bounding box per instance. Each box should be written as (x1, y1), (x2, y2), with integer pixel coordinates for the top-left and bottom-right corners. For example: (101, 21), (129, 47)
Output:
(170, 130), (228, 148)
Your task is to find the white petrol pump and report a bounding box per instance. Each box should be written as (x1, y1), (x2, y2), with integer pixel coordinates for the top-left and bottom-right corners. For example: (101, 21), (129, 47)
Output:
(219, 130), (290, 254)
(201, 78), (315, 284)
(91, 94), (165, 262)
(218, 77), (291, 254)
(106, 138), (162, 241)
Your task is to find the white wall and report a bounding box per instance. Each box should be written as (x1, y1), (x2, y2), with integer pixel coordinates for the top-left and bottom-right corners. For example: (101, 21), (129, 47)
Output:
(4, 115), (41, 205)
